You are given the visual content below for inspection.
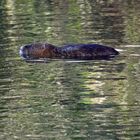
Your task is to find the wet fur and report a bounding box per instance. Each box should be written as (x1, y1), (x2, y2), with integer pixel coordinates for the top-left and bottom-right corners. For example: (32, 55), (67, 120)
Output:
(20, 43), (119, 60)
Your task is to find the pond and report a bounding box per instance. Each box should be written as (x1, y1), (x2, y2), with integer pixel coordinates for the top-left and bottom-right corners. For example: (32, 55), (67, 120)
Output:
(0, 0), (140, 140)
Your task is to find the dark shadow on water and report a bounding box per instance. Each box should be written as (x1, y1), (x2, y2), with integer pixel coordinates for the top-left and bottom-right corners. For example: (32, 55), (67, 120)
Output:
(22, 55), (120, 64)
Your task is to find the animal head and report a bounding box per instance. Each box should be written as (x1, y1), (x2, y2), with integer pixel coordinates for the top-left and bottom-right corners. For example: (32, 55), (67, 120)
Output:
(20, 43), (56, 59)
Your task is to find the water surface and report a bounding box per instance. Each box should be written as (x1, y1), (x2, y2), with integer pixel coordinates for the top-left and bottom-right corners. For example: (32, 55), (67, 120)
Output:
(0, 0), (140, 140)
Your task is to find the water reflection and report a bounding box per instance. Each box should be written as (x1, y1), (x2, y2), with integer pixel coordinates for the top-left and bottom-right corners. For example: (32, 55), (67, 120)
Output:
(0, 0), (140, 139)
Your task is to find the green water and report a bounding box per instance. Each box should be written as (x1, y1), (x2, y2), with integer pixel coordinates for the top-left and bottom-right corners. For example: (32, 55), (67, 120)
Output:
(0, 0), (140, 140)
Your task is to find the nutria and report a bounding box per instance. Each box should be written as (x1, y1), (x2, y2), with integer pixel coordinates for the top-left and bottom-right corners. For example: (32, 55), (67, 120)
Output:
(20, 43), (119, 60)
